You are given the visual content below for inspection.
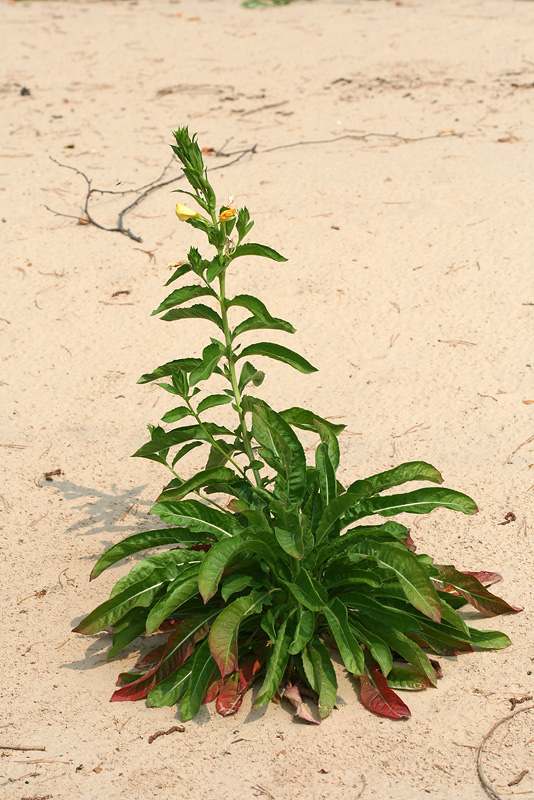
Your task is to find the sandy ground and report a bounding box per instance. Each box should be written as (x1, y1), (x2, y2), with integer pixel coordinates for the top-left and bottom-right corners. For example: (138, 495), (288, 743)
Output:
(1, 0), (534, 797)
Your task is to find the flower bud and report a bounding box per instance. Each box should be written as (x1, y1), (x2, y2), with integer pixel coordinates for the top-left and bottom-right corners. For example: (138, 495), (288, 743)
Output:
(175, 203), (199, 221)
(219, 208), (236, 223)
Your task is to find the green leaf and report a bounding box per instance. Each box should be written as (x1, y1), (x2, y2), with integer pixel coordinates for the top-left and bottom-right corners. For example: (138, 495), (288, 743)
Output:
(288, 608), (315, 655)
(138, 358), (201, 384)
(253, 619), (291, 707)
(467, 627), (512, 650)
(197, 394), (233, 414)
(252, 404), (307, 505)
(348, 487), (478, 521)
(238, 342), (317, 374)
(364, 621), (437, 686)
(347, 461), (443, 496)
(152, 284), (216, 316)
(233, 316), (296, 337)
(238, 362), (265, 392)
(156, 467), (236, 502)
(209, 590), (270, 676)
(172, 441), (203, 467)
(164, 263), (193, 286)
(179, 640), (218, 721)
(146, 660), (192, 707)
(73, 568), (172, 634)
(90, 527), (207, 580)
(324, 598), (364, 675)
(161, 406), (192, 424)
(108, 609), (148, 658)
(307, 638), (338, 719)
(236, 207), (254, 241)
(229, 294), (295, 337)
(221, 573), (256, 602)
(109, 549), (204, 599)
(316, 443), (337, 509)
(160, 304), (223, 330)
(189, 341), (225, 386)
(149, 499), (243, 539)
(280, 407), (345, 437)
(315, 488), (373, 544)
(349, 619), (392, 677)
(275, 525), (304, 560)
(348, 540), (442, 622)
(146, 567), (201, 633)
(283, 568), (326, 612)
(229, 242), (287, 263)
(133, 423), (231, 459)
(385, 667), (430, 691)
(198, 533), (279, 602)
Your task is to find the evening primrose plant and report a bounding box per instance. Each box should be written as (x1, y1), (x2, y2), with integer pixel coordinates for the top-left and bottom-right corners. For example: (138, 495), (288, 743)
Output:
(74, 128), (520, 722)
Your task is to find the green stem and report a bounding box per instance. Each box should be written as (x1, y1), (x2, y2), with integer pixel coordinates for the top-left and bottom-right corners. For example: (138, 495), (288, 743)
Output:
(184, 397), (246, 478)
(218, 270), (263, 487)
(162, 461), (233, 515)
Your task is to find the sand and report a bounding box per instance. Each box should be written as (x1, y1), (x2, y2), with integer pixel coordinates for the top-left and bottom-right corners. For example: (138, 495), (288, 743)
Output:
(1, 0), (533, 797)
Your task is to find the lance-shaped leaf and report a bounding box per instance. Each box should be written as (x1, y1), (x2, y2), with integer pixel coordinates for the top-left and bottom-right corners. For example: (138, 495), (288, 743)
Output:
(160, 304), (223, 330)
(108, 609), (149, 659)
(156, 467), (237, 502)
(362, 621), (437, 686)
(358, 669), (411, 720)
(164, 262), (193, 286)
(138, 358), (201, 384)
(315, 488), (373, 544)
(288, 608), (315, 655)
(112, 613), (215, 702)
(209, 591), (270, 676)
(348, 540), (442, 622)
(238, 342), (317, 374)
(386, 667), (430, 691)
(467, 627), (512, 650)
(197, 393), (233, 414)
(73, 568), (172, 635)
(189, 341), (225, 386)
(324, 598), (364, 675)
(146, 661), (193, 708)
(252, 404), (307, 506)
(349, 618), (392, 677)
(90, 527), (206, 581)
(347, 461), (443, 497)
(109, 549), (203, 599)
(133, 423), (232, 459)
(435, 565), (522, 617)
(462, 570), (502, 587)
(283, 568), (326, 612)
(216, 654), (264, 717)
(149, 499), (243, 539)
(152, 284), (216, 316)
(279, 407), (345, 436)
(146, 567), (201, 634)
(180, 639), (218, 721)
(348, 487), (478, 521)
(228, 294), (295, 336)
(229, 242), (287, 262)
(203, 676), (224, 705)
(254, 620), (292, 707)
(316, 443), (336, 510)
(306, 638), (338, 719)
(198, 533), (278, 602)
(161, 406), (192, 424)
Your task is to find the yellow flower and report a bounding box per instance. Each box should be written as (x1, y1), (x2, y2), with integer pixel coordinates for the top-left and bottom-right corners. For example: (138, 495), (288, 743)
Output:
(175, 203), (199, 221)
(219, 208), (236, 223)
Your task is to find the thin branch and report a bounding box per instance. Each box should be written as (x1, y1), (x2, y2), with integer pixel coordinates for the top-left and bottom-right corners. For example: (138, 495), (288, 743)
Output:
(477, 705), (534, 800)
(45, 131), (453, 242)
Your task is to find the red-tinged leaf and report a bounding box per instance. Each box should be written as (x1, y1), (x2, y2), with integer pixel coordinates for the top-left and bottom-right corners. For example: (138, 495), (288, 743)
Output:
(282, 682), (320, 725)
(461, 570), (502, 588)
(437, 565), (522, 617)
(216, 673), (243, 716)
(359, 668), (411, 720)
(188, 543), (213, 553)
(110, 616), (211, 702)
(237, 655), (264, 694)
(203, 676), (224, 704)
(116, 671), (140, 687)
(156, 618), (186, 632)
(402, 535), (417, 552)
(133, 644), (167, 673)
(429, 659), (443, 679)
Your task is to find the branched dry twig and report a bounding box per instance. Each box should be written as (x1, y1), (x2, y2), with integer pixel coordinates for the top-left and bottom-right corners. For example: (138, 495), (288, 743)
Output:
(45, 131), (453, 242)
(477, 704), (534, 800)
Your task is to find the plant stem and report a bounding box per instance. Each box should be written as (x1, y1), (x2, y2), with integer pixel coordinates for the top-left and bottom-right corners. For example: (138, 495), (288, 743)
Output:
(218, 270), (263, 487)
(184, 397), (246, 478)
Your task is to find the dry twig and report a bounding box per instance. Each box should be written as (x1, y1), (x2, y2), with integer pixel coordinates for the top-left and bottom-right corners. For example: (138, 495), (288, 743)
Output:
(477, 705), (534, 800)
(1, 745), (46, 752)
(148, 725), (185, 744)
